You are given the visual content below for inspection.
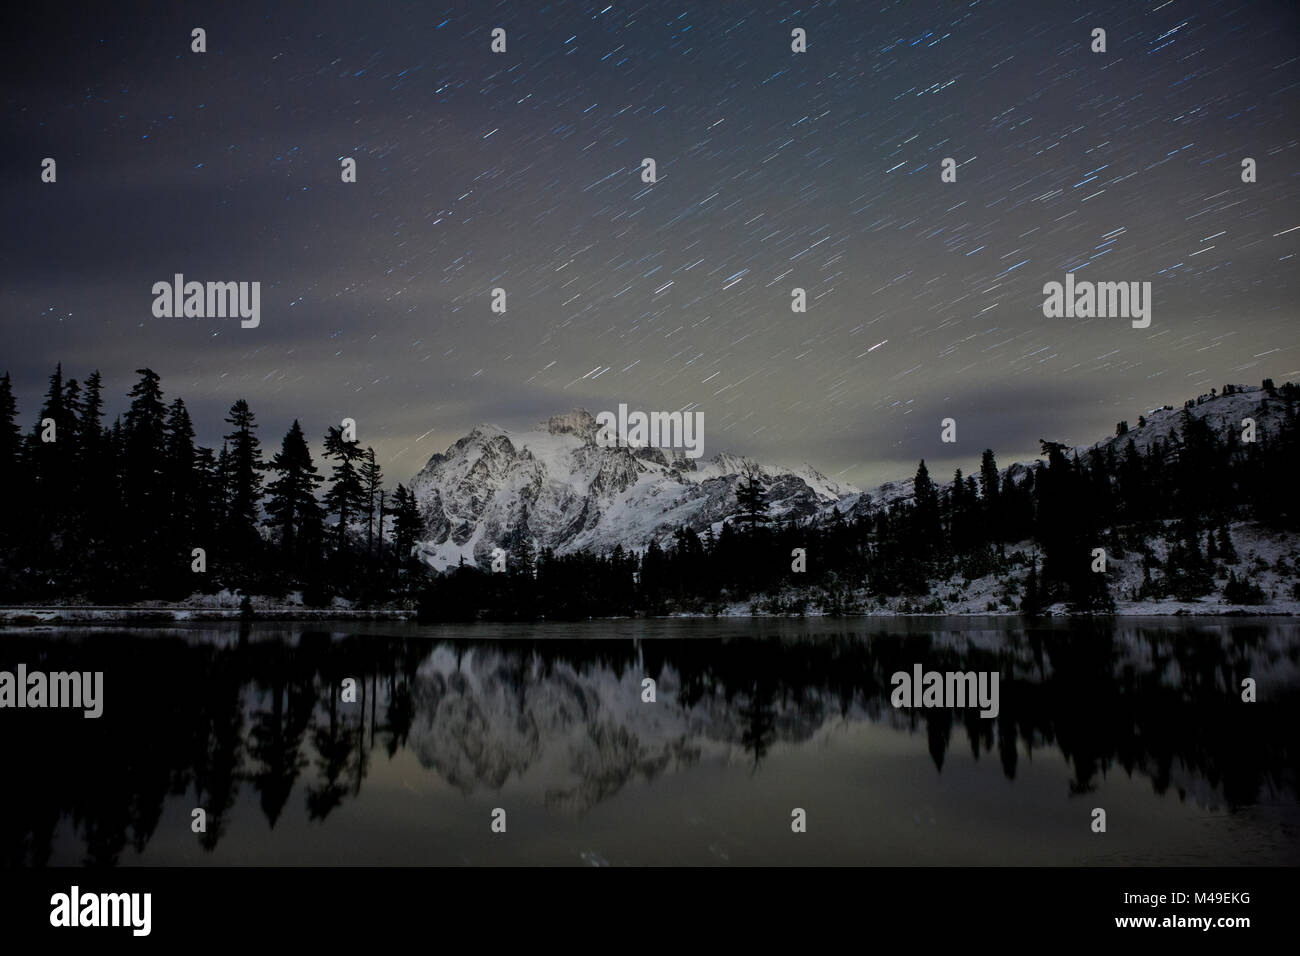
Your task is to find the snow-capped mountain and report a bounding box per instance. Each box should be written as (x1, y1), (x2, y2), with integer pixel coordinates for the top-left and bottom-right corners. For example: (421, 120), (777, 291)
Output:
(409, 387), (1286, 569)
(408, 408), (857, 570)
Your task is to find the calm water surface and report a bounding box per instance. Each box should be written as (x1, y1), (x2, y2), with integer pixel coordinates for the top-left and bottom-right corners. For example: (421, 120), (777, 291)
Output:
(2, 617), (1297, 866)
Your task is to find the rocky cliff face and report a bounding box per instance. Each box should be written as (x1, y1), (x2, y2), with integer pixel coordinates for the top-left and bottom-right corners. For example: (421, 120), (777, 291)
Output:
(407, 408), (855, 569)
(409, 387), (1285, 568)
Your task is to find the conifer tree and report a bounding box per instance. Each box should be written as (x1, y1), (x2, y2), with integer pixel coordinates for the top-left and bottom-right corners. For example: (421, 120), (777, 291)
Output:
(30, 364), (73, 505)
(735, 464), (770, 533)
(389, 483), (423, 568)
(1021, 559), (1041, 615)
(74, 370), (110, 551)
(222, 400), (265, 580)
(264, 420), (324, 567)
(0, 372), (31, 594)
(63, 378), (82, 456)
(163, 398), (200, 571)
(79, 370), (105, 449)
(223, 401), (264, 532)
(978, 449), (999, 505)
(949, 468), (966, 551)
(123, 368), (167, 515)
(323, 425), (366, 555)
(912, 459), (941, 543)
(0, 373), (23, 542)
(215, 441), (233, 526)
(121, 369), (169, 582)
(192, 446), (221, 573)
(359, 447), (383, 560)
(1217, 523), (1238, 564)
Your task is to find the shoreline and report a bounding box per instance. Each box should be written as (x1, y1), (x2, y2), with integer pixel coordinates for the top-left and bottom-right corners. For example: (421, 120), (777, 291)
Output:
(0, 606), (418, 625)
(0, 604), (1293, 625)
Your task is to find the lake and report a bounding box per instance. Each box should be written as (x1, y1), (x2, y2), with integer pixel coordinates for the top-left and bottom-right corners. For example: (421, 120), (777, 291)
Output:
(2, 617), (1296, 866)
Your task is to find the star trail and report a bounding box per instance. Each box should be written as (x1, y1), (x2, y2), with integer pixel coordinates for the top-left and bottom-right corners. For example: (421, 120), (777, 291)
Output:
(4, 0), (1297, 487)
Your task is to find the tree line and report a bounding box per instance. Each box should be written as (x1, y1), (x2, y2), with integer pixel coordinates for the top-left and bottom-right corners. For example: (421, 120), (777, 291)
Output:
(0, 365), (424, 604)
(2, 366), (1296, 615)
(420, 380), (1300, 619)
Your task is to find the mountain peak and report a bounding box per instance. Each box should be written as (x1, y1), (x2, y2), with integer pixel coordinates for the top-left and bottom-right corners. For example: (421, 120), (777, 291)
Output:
(543, 408), (599, 441)
(409, 410), (853, 569)
(410, 386), (1284, 571)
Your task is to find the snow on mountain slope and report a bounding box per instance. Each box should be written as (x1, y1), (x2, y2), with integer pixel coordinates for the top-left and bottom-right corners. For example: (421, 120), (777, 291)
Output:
(408, 409), (859, 570)
(1072, 385), (1280, 461)
(835, 385), (1286, 524)
(409, 388), (1285, 569)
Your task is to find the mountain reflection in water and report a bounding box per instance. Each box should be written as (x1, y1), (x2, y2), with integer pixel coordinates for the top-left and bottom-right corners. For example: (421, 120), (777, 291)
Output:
(2, 617), (1296, 866)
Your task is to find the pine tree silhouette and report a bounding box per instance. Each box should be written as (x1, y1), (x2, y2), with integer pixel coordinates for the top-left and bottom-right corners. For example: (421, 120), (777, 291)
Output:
(265, 420), (325, 574)
(735, 464), (770, 533)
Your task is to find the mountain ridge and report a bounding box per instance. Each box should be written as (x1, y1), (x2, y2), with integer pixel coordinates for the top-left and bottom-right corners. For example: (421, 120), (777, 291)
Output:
(409, 407), (855, 569)
(409, 385), (1286, 569)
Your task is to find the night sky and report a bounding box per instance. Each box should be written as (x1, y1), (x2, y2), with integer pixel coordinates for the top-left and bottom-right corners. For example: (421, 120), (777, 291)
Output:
(4, 0), (1298, 490)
